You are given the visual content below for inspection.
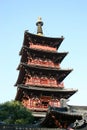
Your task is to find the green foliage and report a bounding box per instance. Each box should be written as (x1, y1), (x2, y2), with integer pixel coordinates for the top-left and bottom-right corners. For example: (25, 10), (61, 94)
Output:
(0, 100), (34, 124)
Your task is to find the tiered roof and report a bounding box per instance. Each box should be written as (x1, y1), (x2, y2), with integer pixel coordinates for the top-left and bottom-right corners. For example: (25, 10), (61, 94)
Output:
(14, 17), (87, 129)
(16, 85), (77, 100)
(23, 31), (64, 49)
(20, 46), (68, 63)
(15, 17), (77, 113)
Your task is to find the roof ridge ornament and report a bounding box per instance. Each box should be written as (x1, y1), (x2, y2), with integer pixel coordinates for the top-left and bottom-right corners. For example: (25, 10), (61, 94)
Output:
(36, 17), (43, 36)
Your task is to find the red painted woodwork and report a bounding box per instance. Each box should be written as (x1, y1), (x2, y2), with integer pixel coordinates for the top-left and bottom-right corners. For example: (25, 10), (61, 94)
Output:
(25, 75), (64, 88)
(27, 58), (60, 69)
(15, 22), (70, 115)
(29, 42), (57, 52)
(22, 96), (61, 111)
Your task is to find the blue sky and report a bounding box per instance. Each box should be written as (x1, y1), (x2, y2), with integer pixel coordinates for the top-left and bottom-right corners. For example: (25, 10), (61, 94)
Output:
(0, 0), (87, 106)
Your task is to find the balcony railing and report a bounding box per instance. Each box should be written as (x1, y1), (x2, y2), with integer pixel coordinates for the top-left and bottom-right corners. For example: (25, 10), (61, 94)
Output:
(28, 59), (60, 69)
(25, 77), (64, 88)
(22, 99), (60, 112)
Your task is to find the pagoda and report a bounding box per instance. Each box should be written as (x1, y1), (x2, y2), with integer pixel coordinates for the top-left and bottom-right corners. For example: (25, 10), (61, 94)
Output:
(15, 17), (77, 118)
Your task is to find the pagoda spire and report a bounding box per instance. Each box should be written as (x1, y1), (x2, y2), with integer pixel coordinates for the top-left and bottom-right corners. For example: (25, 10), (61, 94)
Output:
(36, 17), (43, 36)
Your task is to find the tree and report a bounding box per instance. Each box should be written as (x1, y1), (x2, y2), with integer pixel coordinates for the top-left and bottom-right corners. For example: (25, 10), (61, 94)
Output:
(0, 100), (34, 124)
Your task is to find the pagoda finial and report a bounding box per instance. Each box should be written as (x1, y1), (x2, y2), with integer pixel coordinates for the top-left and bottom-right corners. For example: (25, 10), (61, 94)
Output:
(36, 17), (43, 36)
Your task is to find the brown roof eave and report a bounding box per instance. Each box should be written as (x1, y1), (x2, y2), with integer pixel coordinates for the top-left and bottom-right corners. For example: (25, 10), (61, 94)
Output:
(20, 62), (73, 82)
(24, 31), (64, 49)
(17, 84), (77, 98)
(15, 88), (24, 100)
(25, 31), (64, 41)
(21, 62), (73, 72)
(21, 45), (68, 63)
(14, 67), (26, 86)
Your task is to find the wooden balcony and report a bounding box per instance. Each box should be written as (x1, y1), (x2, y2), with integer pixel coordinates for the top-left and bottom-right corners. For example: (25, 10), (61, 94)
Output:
(22, 98), (61, 112)
(27, 59), (60, 69)
(25, 77), (64, 88)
